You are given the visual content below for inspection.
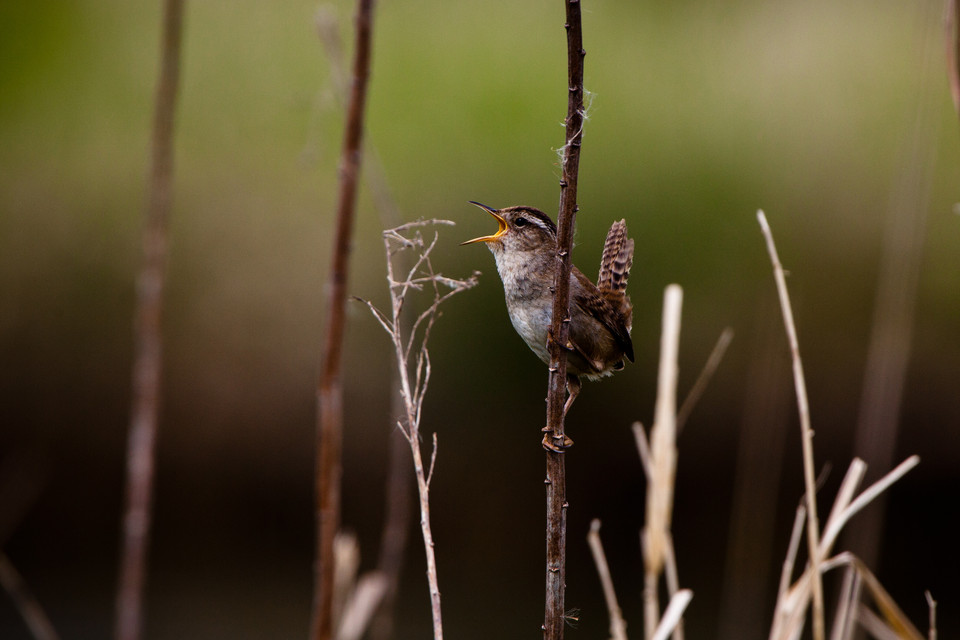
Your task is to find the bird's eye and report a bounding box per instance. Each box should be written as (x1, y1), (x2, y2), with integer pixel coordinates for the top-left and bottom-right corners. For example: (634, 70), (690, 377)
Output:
(514, 217), (528, 228)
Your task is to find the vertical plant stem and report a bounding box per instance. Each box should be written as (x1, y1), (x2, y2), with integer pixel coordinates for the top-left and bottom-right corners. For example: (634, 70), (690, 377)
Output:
(312, 1), (375, 639)
(544, 1), (585, 638)
(545, 0), (585, 634)
(756, 211), (824, 640)
(315, 12), (412, 637)
(116, 1), (184, 639)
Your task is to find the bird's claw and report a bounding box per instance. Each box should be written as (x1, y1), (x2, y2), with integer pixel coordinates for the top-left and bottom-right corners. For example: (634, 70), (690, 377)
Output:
(545, 328), (575, 353)
(541, 428), (574, 452)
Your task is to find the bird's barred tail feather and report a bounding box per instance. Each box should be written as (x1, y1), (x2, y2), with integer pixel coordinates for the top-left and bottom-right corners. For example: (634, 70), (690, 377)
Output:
(597, 219), (634, 301)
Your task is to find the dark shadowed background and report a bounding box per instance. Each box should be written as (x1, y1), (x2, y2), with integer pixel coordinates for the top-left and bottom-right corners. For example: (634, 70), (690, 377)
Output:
(1, 0), (958, 638)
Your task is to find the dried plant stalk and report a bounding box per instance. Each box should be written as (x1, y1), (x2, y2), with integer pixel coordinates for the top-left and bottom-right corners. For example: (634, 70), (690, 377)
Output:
(641, 285), (682, 640)
(757, 210), (825, 640)
(757, 211), (920, 640)
(644, 284), (682, 578)
(587, 520), (628, 640)
(768, 456), (921, 640)
(358, 220), (479, 640)
(651, 590), (693, 640)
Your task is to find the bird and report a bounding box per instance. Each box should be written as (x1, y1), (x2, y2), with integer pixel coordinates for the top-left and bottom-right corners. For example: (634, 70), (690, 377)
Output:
(461, 201), (634, 451)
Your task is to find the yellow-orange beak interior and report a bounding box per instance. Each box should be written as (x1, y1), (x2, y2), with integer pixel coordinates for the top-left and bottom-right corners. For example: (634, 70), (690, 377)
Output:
(460, 201), (507, 245)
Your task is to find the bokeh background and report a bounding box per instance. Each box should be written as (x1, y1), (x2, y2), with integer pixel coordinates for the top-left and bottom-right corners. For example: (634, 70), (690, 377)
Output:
(1, 0), (958, 638)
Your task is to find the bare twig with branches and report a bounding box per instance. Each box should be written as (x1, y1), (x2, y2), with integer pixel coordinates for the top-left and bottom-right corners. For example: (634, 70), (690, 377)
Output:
(312, 1), (376, 639)
(115, 2), (184, 639)
(357, 219), (479, 640)
(543, 1), (586, 637)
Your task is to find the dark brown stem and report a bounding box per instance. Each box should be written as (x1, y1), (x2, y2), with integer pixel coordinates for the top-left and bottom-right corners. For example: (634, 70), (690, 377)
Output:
(316, 11), (411, 637)
(115, 1), (183, 639)
(544, 1), (584, 638)
(311, 1), (375, 639)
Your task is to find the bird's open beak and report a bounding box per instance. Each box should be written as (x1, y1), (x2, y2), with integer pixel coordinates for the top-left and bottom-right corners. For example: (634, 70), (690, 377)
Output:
(460, 201), (507, 245)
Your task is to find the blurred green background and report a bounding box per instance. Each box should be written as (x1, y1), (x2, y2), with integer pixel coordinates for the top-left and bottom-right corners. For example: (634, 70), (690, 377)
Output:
(2, 0), (958, 637)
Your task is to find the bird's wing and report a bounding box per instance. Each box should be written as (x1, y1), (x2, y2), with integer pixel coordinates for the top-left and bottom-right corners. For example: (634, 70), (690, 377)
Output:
(572, 269), (635, 363)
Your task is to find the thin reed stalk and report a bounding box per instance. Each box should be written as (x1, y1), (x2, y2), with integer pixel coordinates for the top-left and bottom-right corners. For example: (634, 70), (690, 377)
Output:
(312, 1), (376, 638)
(116, 1), (184, 638)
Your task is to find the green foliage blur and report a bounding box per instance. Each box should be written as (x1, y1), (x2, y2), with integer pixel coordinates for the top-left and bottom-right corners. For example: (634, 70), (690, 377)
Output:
(1, 0), (957, 638)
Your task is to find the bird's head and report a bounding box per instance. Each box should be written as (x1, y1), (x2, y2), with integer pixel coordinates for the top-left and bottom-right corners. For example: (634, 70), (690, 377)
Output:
(460, 201), (557, 255)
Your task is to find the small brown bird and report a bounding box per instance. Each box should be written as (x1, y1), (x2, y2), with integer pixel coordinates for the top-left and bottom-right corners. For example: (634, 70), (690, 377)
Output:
(461, 201), (635, 450)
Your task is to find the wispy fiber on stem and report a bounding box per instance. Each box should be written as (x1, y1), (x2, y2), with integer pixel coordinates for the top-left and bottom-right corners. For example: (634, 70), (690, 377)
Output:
(544, 1), (585, 638)
(115, 1), (184, 639)
(312, 1), (376, 639)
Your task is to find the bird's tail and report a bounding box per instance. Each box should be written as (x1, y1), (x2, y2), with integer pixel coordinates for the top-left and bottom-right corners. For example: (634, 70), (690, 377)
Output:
(597, 219), (634, 302)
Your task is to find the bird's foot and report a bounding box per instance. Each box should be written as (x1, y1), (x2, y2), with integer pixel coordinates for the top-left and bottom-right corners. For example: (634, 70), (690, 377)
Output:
(545, 327), (575, 354)
(541, 426), (574, 452)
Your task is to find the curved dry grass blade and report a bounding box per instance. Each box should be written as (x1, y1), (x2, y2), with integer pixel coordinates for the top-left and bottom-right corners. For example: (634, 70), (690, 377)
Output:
(632, 422), (652, 479)
(587, 520), (628, 640)
(769, 504), (806, 640)
(757, 210), (824, 640)
(677, 327), (734, 433)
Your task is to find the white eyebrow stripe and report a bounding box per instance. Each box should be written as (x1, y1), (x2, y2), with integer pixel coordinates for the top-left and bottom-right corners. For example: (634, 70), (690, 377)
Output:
(523, 214), (551, 231)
